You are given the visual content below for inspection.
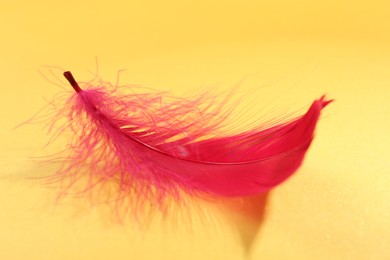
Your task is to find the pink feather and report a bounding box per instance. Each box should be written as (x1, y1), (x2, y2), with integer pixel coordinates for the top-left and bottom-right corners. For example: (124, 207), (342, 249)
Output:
(50, 71), (331, 205)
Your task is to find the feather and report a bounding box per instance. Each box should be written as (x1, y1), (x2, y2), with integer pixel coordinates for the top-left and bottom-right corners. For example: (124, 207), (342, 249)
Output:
(50, 71), (331, 206)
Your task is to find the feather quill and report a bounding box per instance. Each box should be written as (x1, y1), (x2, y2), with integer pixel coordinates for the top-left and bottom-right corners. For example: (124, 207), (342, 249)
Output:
(50, 71), (331, 206)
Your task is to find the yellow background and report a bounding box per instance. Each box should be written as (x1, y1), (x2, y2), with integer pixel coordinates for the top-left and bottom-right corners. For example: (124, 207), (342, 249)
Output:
(1, 0), (389, 259)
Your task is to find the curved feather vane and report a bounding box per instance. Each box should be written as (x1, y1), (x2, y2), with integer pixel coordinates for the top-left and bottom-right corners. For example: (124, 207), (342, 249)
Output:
(54, 71), (331, 203)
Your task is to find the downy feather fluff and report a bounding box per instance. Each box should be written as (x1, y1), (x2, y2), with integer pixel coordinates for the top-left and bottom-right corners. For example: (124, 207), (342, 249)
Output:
(48, 71), (331, 207)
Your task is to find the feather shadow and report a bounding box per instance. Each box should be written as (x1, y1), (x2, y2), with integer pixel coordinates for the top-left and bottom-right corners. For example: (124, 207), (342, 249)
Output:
(219, 192), (269, 254)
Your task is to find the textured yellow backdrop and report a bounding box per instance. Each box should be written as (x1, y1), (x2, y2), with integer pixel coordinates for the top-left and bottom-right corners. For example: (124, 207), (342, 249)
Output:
(1, 1), (389, 259)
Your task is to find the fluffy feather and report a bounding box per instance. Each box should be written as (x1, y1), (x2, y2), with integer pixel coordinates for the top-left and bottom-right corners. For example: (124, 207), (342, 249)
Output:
(50, 71), (331, 206)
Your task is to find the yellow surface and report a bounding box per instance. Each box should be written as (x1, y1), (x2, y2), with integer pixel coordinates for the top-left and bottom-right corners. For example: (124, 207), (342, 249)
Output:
(1, 1), (389, 259)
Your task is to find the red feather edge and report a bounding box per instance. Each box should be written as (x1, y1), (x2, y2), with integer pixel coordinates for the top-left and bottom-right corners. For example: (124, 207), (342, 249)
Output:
(45, 71), (332, 213)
